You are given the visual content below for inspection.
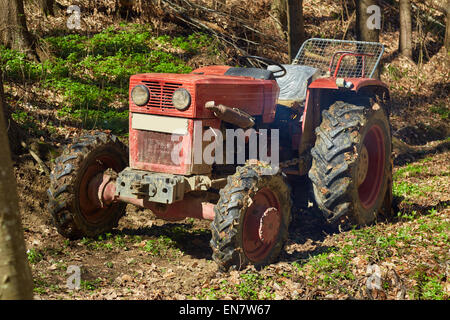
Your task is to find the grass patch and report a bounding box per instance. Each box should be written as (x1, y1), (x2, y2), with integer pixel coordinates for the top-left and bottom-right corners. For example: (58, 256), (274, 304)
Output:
(197, 272), (274, 300)
(411, 265), (447, 300)
(80, 278), (102, 291)
(1, 24), (215, 135)
(142, 235), (181, 257)
(27, 248), (44, 264)
(79, 233), (125, 251)
(236, 272), (274, 300)
(393, 163), (427, 180)
(392, 181), (434, 198)
(288, 207), (449, 299)
(430, 102), (449, 120)
(293, 246), (356, 289)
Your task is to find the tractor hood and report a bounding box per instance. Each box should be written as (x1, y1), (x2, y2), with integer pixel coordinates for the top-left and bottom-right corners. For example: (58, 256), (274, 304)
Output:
(129, 66), (279, 121)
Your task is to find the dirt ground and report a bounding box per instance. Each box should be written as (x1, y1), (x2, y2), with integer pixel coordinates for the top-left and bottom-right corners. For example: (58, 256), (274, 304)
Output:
(5, 0), (450, 301)
(15, 145), (449, 300)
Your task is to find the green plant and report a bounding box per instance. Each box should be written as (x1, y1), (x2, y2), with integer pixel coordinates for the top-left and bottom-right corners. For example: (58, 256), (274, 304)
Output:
(236, 273), (261, 299)
(142, 236), (179, 256)
(393, 181), (433, 198)
(81, 278), (102, 291)
(421, 276), (446, 300)
(430, 103), (449, 120)
(393, 164), (426, 180)
(396, 210), (419, 221)
(236, 273), (273, 300)
(412, 266), (447, 300)
(1, 24), (210, 135)
(27, 248), (43, 264)
(11, 110), (38, 132)
(385, 64), (402, 81)
(114, 235), (126, 248)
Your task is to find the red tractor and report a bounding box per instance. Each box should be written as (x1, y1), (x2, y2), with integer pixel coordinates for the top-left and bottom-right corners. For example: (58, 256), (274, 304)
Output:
(48, 39), (392, 270)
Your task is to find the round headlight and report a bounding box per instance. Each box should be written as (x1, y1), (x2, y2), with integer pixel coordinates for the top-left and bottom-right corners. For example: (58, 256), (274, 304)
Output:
(172, 88), (191, 111)
(131, 84), (149, 106)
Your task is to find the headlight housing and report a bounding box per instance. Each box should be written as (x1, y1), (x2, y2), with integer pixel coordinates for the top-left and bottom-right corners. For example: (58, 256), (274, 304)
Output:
(172, 88), (191, 111)
(131, 84), (150, 106)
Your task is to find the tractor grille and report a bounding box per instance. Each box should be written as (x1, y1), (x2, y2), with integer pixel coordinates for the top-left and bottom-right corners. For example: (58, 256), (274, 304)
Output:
(136, 129), (183, 166)
(142, 81), (183, 109)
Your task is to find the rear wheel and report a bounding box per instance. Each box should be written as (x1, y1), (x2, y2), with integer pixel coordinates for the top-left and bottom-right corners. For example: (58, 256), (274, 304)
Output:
(47, 132), (128, 239)
(308, 99), (392, 227)
(210, 162), (292, 271)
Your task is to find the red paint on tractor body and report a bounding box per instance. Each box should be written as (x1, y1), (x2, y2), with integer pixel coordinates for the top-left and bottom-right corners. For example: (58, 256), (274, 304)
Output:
(129, 118), (220, 175)
(128, 70), (279, 120)
(308, 77), (388, 93)
(128, 70), (279, 175)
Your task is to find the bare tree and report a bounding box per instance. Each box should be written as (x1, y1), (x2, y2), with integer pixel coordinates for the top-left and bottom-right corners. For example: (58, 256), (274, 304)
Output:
(356, 0), (381, 77)
(356, 0), (380, 42)
(117, 0), (134, 19)
(287, 0), (305, 61)
(445, 0), (450, 51)
(0, 70), (34, 300)
(0, 0), (40, 61)
(421, 0), (449, 51)
(271, 0), (288, 35)
(39, 0), (55, 16)
(399, 0), (413, 59)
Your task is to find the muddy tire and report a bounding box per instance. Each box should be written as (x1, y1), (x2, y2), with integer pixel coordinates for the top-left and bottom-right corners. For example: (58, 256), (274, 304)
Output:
(210, 162), (292, 271)
(47, 132), (128, 239)
(308, 99), (392, 227)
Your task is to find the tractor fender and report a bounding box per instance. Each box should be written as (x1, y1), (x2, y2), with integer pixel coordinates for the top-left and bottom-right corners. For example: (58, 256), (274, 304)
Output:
(308, 77), (390, 100)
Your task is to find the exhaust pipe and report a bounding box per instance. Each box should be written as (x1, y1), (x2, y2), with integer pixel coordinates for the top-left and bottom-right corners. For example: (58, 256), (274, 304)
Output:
(205, 101), (255, 129)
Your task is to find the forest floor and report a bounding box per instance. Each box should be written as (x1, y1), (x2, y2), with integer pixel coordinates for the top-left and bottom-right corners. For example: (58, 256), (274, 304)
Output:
(2, 0), (449, 300)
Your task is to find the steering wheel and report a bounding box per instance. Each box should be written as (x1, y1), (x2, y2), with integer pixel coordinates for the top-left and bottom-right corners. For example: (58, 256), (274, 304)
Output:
(238, 55), (287, 79)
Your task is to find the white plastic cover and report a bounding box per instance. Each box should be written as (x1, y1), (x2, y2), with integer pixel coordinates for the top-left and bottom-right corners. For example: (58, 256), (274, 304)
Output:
(268, 65), (318, 102)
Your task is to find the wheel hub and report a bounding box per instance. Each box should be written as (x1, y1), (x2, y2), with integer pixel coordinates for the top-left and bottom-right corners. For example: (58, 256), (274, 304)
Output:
(242, 188), (282, 262)
(357, 145), (369, 186)
(358, 124), (386, 209)
(258, 207), (280, 244)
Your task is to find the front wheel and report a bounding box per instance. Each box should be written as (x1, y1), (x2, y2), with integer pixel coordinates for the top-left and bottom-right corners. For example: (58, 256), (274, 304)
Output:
(47, 132), (128, 239)
(210, 162), (292, 271)
(308, 99), (392, 227)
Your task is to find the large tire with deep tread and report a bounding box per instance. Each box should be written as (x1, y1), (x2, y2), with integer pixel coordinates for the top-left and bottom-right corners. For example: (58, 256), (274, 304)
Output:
(308, 99), (392, 227)
(210, 162), (292, 271)
(47, 132), (128, 239)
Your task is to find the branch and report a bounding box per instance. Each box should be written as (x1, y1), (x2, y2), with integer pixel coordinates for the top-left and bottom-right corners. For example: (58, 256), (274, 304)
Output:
(20, 141), (50, 175)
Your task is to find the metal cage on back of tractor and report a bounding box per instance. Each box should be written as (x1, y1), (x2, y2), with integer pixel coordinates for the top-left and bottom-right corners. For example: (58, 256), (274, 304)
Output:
(293, 38), (385, 78)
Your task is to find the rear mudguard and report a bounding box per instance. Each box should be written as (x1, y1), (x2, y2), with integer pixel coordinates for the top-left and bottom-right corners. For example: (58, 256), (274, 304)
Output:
(308, 77), (389, 99)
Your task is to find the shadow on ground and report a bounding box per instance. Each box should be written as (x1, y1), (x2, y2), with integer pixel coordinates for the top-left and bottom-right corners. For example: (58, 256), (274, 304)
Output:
(119, 223), (213, 260)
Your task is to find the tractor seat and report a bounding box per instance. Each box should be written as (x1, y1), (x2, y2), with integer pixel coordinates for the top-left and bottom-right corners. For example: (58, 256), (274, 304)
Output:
(267, 65), (319, 105)
(224, 67), (275, 80)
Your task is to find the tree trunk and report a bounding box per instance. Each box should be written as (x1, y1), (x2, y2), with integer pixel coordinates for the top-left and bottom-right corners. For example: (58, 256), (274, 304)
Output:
(271, 0), (288, 34)
(356, 0), (380, 42)
(39, 0), (55, 16)
(399, 0), (413, 59)
(0, 70), (34, 300)
(421, 0), (449, 51)
(445, 0), (450, 52)
(118, 0), (134, 19)
(0, 0), (39, 61)
(287, 0), (305, 61)
(356, 0), (381, 78)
